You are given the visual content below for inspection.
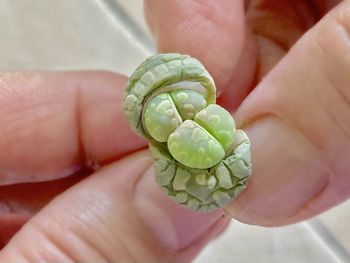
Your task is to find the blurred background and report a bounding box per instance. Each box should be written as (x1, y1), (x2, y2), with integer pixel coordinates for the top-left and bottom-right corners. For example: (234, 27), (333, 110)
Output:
(0, 1), (349, 262)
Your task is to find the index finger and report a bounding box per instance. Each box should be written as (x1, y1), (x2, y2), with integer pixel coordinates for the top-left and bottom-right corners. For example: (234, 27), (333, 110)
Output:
(0, 71), (145, 185)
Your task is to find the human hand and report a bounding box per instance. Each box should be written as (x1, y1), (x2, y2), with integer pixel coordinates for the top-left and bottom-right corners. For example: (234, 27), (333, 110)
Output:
(0, 72), (228, 262)
(1, 0), (349, 262)
(145, 0), (350, 226)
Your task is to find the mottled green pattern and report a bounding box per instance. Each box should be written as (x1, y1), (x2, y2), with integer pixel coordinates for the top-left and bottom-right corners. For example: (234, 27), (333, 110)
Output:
(124, 53), (252, 211)
(124, 53), (216, 139)
(144, 93), (182, 142)
(168, 120), (225, 169)
(150, 130), (251, 211)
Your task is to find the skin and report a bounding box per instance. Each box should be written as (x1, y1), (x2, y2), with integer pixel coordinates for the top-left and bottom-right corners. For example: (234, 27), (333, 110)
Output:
(0, 0), (349, 262)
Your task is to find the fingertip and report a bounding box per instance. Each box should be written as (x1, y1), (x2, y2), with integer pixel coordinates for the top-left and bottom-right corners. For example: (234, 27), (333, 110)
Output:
(144, 0), (246, 92)
(226, 116), (329, 226)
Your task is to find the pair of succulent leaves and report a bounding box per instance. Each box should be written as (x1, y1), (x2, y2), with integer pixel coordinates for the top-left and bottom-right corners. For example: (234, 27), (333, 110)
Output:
(124, 54), (251, 211)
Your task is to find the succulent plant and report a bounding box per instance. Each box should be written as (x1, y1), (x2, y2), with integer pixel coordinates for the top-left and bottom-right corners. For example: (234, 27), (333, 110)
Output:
(124, 53), (252, 212)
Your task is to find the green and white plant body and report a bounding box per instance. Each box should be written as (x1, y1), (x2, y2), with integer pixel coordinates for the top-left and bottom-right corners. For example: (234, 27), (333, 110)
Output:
(124, 53), (252, 212)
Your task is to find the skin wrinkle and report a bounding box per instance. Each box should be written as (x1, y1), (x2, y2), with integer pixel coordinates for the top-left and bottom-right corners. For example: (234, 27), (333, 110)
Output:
(105, 206), (151, 261)
(313, 29), (327, 57)
(64, 232), (109, 262)
(75, 199), (134, 262)
(12, 248), (30, 263)
(26, 177), (147, 262)
(74, 81), (86, 172)
(187, 0), (217, 20)
(74, 77), (123, 170)
(35, 225), (76, 262)
(11, 243), (35, 263)
(0, 74), (24, 107)
(17, 227), (73, 263)
(313, 67), (350, 141)
(63, 205), (118, 262)
(89, 215), (138, 261)
(298, 65), (350, 158)
(180, 0), (234, 29)
(105, 227), (137, 263)
(71, 231), (109, 263)
(309, 11), (350, 152)
(28, 207), (96, 262)
(75, 75), (101, 171)
(0, 73), (54, 115)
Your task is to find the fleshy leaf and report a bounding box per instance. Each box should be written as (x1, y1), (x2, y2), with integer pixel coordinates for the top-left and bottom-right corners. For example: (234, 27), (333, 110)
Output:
(124, 54), (252, 212)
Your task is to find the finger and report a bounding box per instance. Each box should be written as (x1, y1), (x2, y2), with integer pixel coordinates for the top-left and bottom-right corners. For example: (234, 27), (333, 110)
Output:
(227, 1), (350, 225)
(144, 0), (252, 108)
(0, 151), (228, 262)
(0, 71), (145, 185)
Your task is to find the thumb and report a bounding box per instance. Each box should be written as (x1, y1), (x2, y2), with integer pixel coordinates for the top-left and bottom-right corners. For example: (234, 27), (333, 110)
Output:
(227, 1), (350, 226)
(0, 151), (227, 262)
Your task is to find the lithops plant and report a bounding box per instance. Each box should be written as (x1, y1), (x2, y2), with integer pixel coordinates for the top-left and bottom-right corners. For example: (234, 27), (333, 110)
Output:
(124, 53), (252, 212)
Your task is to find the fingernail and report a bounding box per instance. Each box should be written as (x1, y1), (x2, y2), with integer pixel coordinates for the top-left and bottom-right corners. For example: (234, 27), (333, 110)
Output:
(227, 116), (329, 225)
(135, 166), (225, 251)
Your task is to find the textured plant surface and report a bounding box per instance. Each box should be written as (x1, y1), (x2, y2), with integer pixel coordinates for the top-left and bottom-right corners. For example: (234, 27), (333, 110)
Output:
(124, 54), (252, 211)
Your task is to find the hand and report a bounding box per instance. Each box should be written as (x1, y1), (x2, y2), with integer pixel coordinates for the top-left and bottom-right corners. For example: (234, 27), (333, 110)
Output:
(0, 72), (228, 262)
(1, 0), (349, 262)
(145, 0), (350, 226)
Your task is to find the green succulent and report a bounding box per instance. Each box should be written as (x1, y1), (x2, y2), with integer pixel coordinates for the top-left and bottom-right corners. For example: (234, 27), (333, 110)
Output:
(124, 53), (252, 212)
